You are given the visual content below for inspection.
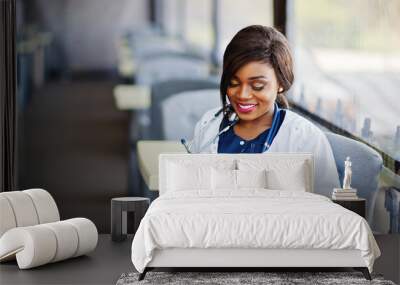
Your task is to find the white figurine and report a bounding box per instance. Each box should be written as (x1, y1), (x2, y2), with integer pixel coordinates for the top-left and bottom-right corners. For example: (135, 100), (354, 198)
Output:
(343, 156), (352, 190)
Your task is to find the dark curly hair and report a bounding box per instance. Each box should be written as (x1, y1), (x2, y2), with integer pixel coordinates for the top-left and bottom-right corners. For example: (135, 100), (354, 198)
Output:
(220, 25), (294, 116)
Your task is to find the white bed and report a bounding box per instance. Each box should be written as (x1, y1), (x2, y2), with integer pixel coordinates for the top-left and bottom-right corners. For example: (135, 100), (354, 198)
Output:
(131, 153), (380, 280)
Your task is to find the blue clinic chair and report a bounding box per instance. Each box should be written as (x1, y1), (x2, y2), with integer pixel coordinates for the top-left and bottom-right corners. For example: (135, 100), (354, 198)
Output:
(131, 84), (218, 200)
(135, 54), (209, 86)
(161, 89), (221, 140)
(325, 132), (383, 225)
(385, 187), (400, 233)
(149, 78), (219, 139)
(131, 37), (186, 59)
(132, 56), (211, 140)
(129, 31), (206, 64)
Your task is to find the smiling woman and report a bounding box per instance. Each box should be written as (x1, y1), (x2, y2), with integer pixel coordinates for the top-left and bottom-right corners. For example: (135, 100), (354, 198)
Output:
(217, 25), (293, 152)
(220, 25), (293, 112)
(190, 25), (340, 198)
(225, 61), (283, 142)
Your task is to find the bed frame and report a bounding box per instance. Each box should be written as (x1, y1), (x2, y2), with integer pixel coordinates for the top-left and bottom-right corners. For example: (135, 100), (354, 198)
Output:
(137, 154), (372, 281)
(138, 248), (371, 280)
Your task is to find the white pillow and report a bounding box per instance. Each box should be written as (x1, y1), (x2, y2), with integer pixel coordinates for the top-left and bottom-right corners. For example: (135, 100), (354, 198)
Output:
(211, 168), (236, 190)
(236, 169), (267, 189)
(167, 162), (211, 191)
(211, 169), (267, 190)
(266, 162), (307, 191)
(237, 158), (310, 192)
(166, 158), (236, 192)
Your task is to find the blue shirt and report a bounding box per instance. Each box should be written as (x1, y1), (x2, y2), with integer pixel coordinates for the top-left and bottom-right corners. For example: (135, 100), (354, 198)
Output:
(218, 111), (286, 153)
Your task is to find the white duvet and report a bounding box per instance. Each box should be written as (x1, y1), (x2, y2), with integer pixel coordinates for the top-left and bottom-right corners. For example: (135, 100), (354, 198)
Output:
(131, 190), (380, 273)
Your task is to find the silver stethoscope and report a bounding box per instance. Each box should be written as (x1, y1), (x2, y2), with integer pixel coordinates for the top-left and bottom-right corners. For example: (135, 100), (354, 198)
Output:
(181, 103), (281, 154)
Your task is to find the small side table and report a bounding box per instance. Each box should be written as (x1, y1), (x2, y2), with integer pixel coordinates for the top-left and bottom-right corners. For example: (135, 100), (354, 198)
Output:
(111, 197), (150, 242)
(332, 198), (366, 218)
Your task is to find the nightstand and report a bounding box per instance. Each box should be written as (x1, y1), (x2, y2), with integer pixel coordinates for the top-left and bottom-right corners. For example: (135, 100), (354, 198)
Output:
(332, 198), (366, 218)
(111, 197), (150, 242)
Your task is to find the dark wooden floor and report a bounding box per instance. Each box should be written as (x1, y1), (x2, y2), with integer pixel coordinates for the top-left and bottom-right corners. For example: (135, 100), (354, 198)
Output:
(18, 79), (130, 233)
(0, 234), (134, 285)
(1, 234), (398, 285)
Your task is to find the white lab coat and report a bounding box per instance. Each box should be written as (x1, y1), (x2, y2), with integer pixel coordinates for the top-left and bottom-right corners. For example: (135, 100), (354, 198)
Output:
(190, 107), (340, 197)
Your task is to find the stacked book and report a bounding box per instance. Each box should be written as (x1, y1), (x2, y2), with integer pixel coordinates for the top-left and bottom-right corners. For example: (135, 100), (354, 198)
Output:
(332, 188), (358, 200)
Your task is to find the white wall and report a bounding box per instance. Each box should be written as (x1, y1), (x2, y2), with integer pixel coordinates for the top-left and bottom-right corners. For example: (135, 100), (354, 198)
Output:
(34, 0), (148, 71)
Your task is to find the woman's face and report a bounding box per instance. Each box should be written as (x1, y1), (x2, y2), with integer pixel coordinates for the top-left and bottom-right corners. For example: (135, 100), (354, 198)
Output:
(227, 61), (281, 123)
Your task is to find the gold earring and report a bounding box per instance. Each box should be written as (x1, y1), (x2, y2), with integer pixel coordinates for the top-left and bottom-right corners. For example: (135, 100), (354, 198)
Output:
(278, 88), (284, 93)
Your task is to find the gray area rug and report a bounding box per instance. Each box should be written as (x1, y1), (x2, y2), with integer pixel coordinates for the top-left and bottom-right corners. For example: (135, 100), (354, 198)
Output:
(117, 272), (395, 285)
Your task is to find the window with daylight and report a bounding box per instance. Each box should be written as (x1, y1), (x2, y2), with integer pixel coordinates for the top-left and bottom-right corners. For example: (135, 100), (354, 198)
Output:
(184, 0), (213, 53)
(217, 0), (273, 64)
(289, 0), (400, 160)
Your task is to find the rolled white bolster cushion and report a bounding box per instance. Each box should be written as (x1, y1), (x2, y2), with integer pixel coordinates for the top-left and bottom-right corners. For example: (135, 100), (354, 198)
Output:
(64, 218), (98, 257)
(23, 189), (60, 224)
(0, 226), (57, 269)
(0, 218), (98, 269)
(0, 196), (17, 237)
(1, 191), (39, 227)
(42, 221), (79, 263)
